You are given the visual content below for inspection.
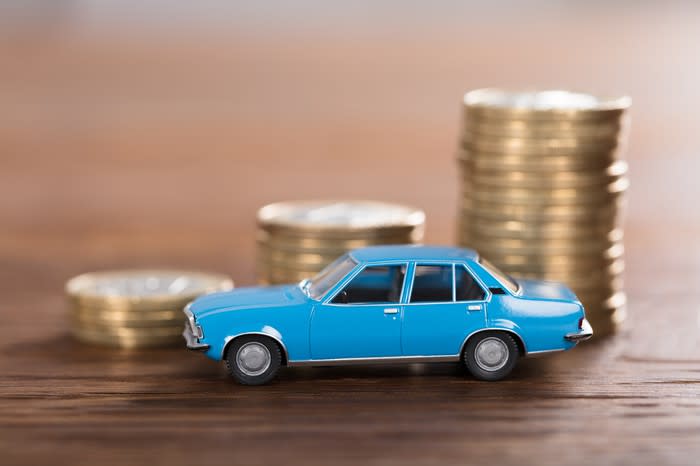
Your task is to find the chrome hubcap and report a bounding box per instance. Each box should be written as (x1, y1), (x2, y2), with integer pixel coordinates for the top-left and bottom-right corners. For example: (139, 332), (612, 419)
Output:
(474, 337), (509, 372)
(236, 342), (271, 376)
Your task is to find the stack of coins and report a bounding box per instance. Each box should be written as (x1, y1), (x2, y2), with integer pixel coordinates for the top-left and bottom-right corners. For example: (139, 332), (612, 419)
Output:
(457, 89), (630, 335)
(257, 200), (426, 284)
(66, 270), (233, 348)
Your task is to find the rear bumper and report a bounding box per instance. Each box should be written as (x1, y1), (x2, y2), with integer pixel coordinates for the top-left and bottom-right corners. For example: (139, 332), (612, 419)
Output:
(564, 318), (593, 342)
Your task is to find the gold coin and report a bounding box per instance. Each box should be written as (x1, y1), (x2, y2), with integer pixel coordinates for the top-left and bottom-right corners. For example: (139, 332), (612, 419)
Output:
(460, 220), (623, 240)
(66, 270), (233, 309)
(574, 289), (628, 307)
(458, 150), (620, 172)
(511, 264), (625, 282)
(460, 194), (626, 212)
(460, 218), (621, 240)
(460, 160), (628, 189)
(71, 321), (184, 337)
(462, 171), (627, 190)
(512, 264), (624, 282)
(71, 328), (182, 348)
(256, 256), (326, 274)
(461, 134), (623, 157)
(69, 310), (184, 327)
(471, 230), (623, 247)
(487, 249), (624, 268)
(459, 208), (622, 228)
(67, 295), (193, 312)
(258, 226), (423, 242)
(463, 117), (628, 139)
(499, 274), (623, 293)
(583, 303), (626, 336)
(460, 198), (622, 222)
(256, 256), (324, 271)
(256, 266), (315, 285)
(486, 256), (623, 275)
(472, 215), (622, 232)
(258, 247), (341, 267)
(460, 177), (628, 204)
(512, 266), (625, 286)
(472, 237), (622, 257)
(459, 230), (616, 246)
(461, 161), (627, 178)
(257, 200), (425, 235)
(463, 89), (630, 122)
(66, 295), (191, 313)
(256, 234), (414, 255)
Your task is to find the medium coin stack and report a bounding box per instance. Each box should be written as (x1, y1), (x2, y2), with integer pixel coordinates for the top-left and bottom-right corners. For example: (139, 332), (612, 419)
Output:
(457, 89), (631, 335)
(66, 270), (233, 348)
(257, 200), (426, 284)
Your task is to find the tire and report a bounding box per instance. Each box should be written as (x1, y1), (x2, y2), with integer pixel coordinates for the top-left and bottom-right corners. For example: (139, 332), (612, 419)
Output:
(463, 331), (519, 381)
(225, 335), (282, 385)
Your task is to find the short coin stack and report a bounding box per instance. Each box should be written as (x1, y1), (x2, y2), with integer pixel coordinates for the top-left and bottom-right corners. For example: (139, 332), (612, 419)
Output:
(457, 89), (631, 335)
(66, 270), (233, 348)
(257, 200), (426, 284)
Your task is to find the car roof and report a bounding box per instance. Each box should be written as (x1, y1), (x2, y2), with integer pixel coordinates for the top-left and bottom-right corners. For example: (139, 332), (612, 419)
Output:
(348, 245), (478, 263)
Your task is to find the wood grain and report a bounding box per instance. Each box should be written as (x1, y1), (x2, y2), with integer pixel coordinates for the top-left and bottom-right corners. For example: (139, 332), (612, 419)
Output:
(1, 5), (700, 465)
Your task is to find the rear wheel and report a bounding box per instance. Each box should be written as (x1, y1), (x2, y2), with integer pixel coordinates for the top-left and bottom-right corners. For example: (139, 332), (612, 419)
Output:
(463, 331), (519, 381)
(226, 335), (281, 385)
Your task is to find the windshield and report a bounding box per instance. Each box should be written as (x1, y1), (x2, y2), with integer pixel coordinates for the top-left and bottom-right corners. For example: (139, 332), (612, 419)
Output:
(478, 257), (520, 294)
(306, 254), (358, 300)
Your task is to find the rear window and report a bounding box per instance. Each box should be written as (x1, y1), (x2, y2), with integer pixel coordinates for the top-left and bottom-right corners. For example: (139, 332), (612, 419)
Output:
(478, 258), (519, 294)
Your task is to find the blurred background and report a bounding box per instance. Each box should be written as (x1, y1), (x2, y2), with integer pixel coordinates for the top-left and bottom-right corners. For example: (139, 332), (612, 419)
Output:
(2, 0), (700, 337)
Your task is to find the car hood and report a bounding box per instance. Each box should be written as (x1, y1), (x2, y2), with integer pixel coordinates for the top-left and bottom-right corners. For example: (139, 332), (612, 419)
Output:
(188, 284), (307, 319)
(516, 278), (580, 303)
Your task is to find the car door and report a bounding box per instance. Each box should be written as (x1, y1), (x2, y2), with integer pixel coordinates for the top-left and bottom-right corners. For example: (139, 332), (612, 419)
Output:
(401, 262), (489, 357)
(309, 263), (406, 360)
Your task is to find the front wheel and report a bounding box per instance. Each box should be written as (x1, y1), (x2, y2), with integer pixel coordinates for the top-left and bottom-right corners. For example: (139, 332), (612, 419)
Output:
(226, 336), (282, 385)
(463, 331), (519, 381)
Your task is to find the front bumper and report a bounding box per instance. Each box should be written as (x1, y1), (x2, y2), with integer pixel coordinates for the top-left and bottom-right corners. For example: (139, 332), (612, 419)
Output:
(183, 304), (209, 350)
(564, 318), (593, 342)
(183, 325), (210, 350)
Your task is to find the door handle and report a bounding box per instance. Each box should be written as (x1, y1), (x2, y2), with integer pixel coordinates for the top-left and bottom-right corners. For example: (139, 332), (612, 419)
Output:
(467, 304), (482, 311)
(383, 308), (399, 315)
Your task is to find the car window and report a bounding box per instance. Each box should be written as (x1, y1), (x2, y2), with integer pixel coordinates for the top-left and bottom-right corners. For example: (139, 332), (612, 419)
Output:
(308, 254), (357, 300)
(331, 265), (406, 304)
(410, 265), (453, 303)
(455, 265), (486, 301)
(477, 257), (519, 294)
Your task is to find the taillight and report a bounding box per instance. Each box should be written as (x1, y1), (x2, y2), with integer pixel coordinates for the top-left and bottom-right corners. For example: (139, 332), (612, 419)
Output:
(578, 317), (584, 329)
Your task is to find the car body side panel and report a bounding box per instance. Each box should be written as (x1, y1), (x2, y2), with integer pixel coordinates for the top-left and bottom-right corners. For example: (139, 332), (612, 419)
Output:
(488, 294), (580, 353)
(402, 301), (487, 356)
(198, 303), (313, 361)
(309, 302), (403, 359)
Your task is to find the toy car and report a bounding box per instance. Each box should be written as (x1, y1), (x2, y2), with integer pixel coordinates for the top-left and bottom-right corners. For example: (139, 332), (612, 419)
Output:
(183, 245), (592, 385)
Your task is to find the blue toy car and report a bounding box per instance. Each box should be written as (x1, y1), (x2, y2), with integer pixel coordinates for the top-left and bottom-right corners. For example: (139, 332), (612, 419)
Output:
(183, 245), (592, 385)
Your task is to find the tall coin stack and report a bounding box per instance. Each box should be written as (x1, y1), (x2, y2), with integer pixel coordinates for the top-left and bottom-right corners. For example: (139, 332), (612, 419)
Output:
(66, 270), (233, 348)
(457, 89), (630, 335)
(257, 200), (426, 284)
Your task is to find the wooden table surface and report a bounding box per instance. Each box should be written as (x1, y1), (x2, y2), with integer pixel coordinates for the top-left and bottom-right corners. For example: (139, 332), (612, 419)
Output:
(1, 4), (700, 465)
